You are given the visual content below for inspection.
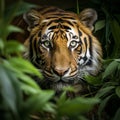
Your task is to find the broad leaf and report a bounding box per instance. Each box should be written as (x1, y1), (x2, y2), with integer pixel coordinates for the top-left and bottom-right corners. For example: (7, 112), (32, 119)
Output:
(94, 20), (105, 32)
(113, 108), (120, 120)
(6, 25), (23, 34)
(18, 73), (40, 91)
(95, 86), (115, 98)
(57, 97), (100, 116)
(0, 38), (4, 50)
(103, 60), (119, 79)
(43, 102), (56, 113)
(22, 90), (55, 114)
(20, 82), (40, 94)
(98, 94), (114, 120)
(110, 19), (120, 57)
(115, 86), (120, 98)
(0, 64), (22, 118)
(9, 57), (42, 77)
(85, 75), (102, 85)
(5, 40), (25, 54)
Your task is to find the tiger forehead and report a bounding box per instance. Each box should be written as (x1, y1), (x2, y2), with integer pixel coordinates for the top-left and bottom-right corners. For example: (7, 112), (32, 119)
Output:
(41, 16), (79, 35)
(37, 6), (78, 18)
(41, 20), (79, 38)
(37, 8), (80, 38)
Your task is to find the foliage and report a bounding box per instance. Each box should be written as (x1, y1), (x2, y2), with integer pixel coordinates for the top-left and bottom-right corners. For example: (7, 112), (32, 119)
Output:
(80, 0), (120, 119)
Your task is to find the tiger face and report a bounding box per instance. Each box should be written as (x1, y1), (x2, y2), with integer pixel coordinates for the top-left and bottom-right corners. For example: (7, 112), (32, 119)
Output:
(23, 7), (102, 92)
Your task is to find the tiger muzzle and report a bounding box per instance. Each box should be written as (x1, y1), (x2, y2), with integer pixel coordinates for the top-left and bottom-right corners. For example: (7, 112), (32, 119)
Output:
(52, 67), (70, 77)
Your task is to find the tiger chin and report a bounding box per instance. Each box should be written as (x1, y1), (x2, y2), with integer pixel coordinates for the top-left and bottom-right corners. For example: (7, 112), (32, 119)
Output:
(15, 6), (102, 95)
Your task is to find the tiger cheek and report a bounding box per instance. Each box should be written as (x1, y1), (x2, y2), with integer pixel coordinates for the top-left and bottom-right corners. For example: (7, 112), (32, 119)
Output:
(39, 46), (50, 68)
(71, 51), (78, 67)
(70, 57), (77, 71)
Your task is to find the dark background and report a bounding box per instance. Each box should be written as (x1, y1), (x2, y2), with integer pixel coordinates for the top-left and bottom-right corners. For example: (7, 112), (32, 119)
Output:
(6, 0), (120, 12)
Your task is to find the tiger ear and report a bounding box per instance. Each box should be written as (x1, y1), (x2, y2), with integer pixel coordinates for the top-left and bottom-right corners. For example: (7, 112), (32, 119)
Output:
(78, 8), (97, 31)
(23, 9), (42, 31)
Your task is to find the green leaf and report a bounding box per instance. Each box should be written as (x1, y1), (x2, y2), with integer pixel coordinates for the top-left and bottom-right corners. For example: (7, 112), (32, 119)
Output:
(0, 38), (4, 50)
(118, 64), (120, 70)
(7, 25), (23, 33)
(20, 82), (40, 94)
(115, 86), (120, 98)
(103, 60), (119, 79)
(0, 64), (22, 117)
(58, 97), (100, 116)
(95, 86), (115, 98)
(6, 1), (37, 17)
(15, 1), (37, 16)
(102, 59), (114, 65)
(9, 57), (42, 78)
(4, 1), (21, 24)
(113, 108), (120, 120)
(85, 75), (102, 85)
(78, 116), (88, 120)
(94, 20), (105, 32)
(5, 41), (25, 54)
(43, 102), (56, 113)
(20, 83), (36, 94)
(110, 19), (120, 57)
(23, 90), (55, 114)
(115, 59), (120, 62)
(57, 91), (67, 106)
(63, 86), (75, 92)
(18, 73), (40, 91)
(98, 94), (114, 120)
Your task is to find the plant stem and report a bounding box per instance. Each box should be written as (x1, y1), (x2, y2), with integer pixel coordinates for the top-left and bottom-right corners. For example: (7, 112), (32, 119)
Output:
(76, 0), (79, 14)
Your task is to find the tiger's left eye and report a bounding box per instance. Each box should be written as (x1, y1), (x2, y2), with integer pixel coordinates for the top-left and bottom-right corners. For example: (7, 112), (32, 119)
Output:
(70, 41), (78, 48)
(42, 40), (50, 48)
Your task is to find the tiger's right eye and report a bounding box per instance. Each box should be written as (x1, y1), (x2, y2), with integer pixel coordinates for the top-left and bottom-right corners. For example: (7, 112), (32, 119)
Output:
(70, 40), (78, 48)
(42, 40), (51, 48)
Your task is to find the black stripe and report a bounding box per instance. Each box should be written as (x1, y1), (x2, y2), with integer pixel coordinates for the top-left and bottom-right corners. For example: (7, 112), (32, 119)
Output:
(34, 38), (38, 57)
(46, 18), (74, 27)
(54, 18), (64, 23)
(46, 17), (58, 19)
(49, 13), (65, 16)
(38, 31), (41, 37)
(62, 17), (75, 20)
(82, 37), (88, 64)
(64, 21), (74, 26)
(86, 36), (93, 66)
(84, 37), (87, 48)
(70, 68), (77, 75)
(88, 36), (92, 56)
(62, 25), (71, 30)
(78, 30), (82, 36)
(48, 26), (56, 30)
(29, 36), (34, 60)
(46, 20), (55, 26)
(84, 37), (87, 57)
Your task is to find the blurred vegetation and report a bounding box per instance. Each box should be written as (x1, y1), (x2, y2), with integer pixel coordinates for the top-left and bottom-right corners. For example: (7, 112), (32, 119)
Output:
(0, 0), (120, 120)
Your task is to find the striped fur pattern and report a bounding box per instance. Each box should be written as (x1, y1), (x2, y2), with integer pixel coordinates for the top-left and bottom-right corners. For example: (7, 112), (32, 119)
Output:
(23, 6), (102, 92)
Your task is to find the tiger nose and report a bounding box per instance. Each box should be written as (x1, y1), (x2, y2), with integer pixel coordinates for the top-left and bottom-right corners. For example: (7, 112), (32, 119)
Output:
(52, 67), (70, 76)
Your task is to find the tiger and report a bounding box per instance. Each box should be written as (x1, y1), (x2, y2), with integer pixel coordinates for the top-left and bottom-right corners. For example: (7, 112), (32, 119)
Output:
(12, 6), (102, 93)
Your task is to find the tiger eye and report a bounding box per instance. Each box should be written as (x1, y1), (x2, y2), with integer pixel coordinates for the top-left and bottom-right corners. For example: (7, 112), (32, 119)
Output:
(70, 41), (77, 48)
(43, 40), (50, 48)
